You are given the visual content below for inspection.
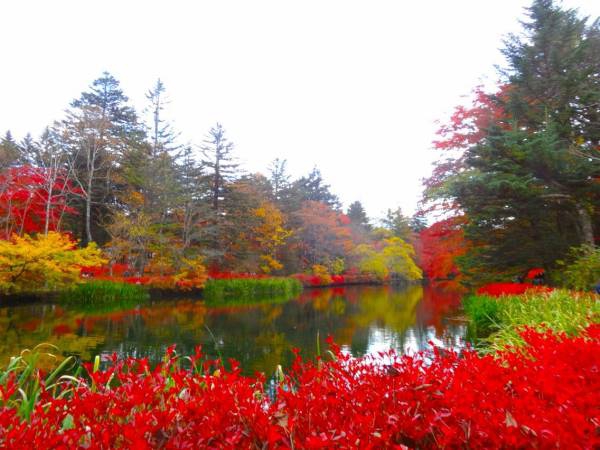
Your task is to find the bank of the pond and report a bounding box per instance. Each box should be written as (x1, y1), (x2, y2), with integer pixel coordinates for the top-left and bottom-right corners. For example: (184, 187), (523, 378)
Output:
(0, 272), (419, 305)
(292, 272), (416, 288)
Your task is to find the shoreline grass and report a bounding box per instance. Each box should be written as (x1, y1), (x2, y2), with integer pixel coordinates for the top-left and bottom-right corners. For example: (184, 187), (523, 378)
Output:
(203, 277), (302, 305)
(463, 290), (600, 352)
(59, 280), (150, 312)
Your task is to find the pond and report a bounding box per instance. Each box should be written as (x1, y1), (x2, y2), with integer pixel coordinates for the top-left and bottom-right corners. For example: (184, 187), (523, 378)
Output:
(0, 285), (466, 375)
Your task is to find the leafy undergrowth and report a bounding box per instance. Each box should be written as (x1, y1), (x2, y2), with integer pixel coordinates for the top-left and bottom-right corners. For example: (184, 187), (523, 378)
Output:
(1, 327), (600, 448)
(464, 290), (600, 351)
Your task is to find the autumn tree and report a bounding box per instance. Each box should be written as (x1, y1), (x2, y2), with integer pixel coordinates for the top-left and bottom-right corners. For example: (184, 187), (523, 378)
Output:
(347, 201), (371, 231)
(0, 232), (105, 294)
(269, 158), (291, 201)
(20, 129), (78, 235)
(59, 72), (144, 245)
(200, 123), (239, 212)
(111, 80), (183, 274)
(425, 0), (600, 280)
(216, 174), (279, 271)
(0, 131), (20, 169)
(176, 145), (212, 253)
(140, 79), (181, 221)
(293, 201), (352, 271)
(418, 217), (469, 284)
(252, 201), (292, 273)
(382, 207), (413, 241)
(281, 168), (341, 212)
(0, 166), (77, 239)
(354, 235), (422, 282)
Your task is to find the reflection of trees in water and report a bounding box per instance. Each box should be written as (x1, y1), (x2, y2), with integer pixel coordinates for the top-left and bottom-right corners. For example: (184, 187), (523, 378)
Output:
(334, 286), (465, 357)
(0, 286), (466, 375)
(347, 285), (422, 355)
(0, 305), (106, 364)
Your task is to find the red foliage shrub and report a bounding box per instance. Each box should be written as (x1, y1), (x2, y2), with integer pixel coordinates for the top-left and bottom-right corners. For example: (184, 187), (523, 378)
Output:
(477, 282), (553, 297)
(208, 271), (268, 280)
(1, 327), (599, 448)
(293, 272), (378, 287)
(121, 276), (150, 285)
(80, 266), (108, 278)
(51, 324), (72, 336)
(331, 275), (345, 284)
(292, 273), (324, 286)
(80, 263), (132, 278)
(526, 267), (545, 279)
(111, 264), (131, 277)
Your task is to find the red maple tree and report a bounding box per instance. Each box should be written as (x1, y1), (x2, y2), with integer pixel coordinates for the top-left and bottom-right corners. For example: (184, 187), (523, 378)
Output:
(418, 216), (469, 286)
(0, 166), (78, 239)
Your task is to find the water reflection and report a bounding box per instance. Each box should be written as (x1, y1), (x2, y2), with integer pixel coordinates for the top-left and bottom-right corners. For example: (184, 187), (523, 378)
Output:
(0, 285), (466, 374)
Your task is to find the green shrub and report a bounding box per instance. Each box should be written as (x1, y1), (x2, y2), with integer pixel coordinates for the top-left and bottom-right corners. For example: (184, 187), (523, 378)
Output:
(203, 277), (302, 305)
(554, 244), (600, 290)
(464, 290), (600, 351)
(59, 280), (149, 311)
(462, 295), (501, 337)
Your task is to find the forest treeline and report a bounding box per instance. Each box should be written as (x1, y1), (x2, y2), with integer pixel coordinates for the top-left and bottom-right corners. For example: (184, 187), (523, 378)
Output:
(2, 0), (599, 292)
(0, 76), (423, 287)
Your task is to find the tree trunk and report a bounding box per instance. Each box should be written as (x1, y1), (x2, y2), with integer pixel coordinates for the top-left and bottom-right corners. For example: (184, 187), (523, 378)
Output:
(44, 194), (51, 235)
(85, 176), (93, 245)
(576, 202), (595, 247)
(540, 193), (595, 248)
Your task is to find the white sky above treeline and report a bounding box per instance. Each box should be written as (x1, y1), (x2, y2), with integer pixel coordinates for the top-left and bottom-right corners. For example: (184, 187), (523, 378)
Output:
(1, 1), (599, 220)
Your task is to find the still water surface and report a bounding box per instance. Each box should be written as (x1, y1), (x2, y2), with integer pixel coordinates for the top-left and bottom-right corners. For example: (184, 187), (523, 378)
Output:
(0, 285), (466, 375)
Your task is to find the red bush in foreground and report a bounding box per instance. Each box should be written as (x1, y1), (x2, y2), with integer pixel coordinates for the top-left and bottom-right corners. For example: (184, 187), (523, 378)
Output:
(1, 327), (599, 448)
(477, 282), (554, 297)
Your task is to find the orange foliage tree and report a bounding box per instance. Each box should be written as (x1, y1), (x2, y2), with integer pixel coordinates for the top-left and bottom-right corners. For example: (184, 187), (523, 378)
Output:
(418, 216), (469, 287)
(294, 201), (353, 271)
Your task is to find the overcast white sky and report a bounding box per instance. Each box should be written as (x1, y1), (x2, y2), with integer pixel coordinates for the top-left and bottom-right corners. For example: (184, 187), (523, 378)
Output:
(1, 1), (599, 220)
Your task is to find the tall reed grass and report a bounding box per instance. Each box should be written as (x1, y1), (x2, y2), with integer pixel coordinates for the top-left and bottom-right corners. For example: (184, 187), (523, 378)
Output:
(59, 280), (149, 311)
(464, 290), (600, 352)
(203, 277), (302, 305)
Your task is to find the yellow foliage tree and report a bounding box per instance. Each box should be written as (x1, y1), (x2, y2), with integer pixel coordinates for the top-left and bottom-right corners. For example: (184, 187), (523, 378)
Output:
(253, 202), (292, 273)
(0, 232), (106, 294)
(172, 255), (209, 290)
(312, 264), (333, 285)
(355, 237), (422, 281)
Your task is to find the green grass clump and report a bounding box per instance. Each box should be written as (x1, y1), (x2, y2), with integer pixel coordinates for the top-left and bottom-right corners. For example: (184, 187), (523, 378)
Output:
(464, 290), (600, 352)
(0, 344), (81, 420)
(203, 277), (303, 305)
(463, 295), (501, 337)
(59, 280), (149, 312)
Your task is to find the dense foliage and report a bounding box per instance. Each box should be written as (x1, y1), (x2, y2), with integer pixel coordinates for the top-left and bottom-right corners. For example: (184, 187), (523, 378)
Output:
(423, 0), (600, 285)
(555, 245), (600, 290)
(0, 232), (104, 294)
(0, 325), (598, 448)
